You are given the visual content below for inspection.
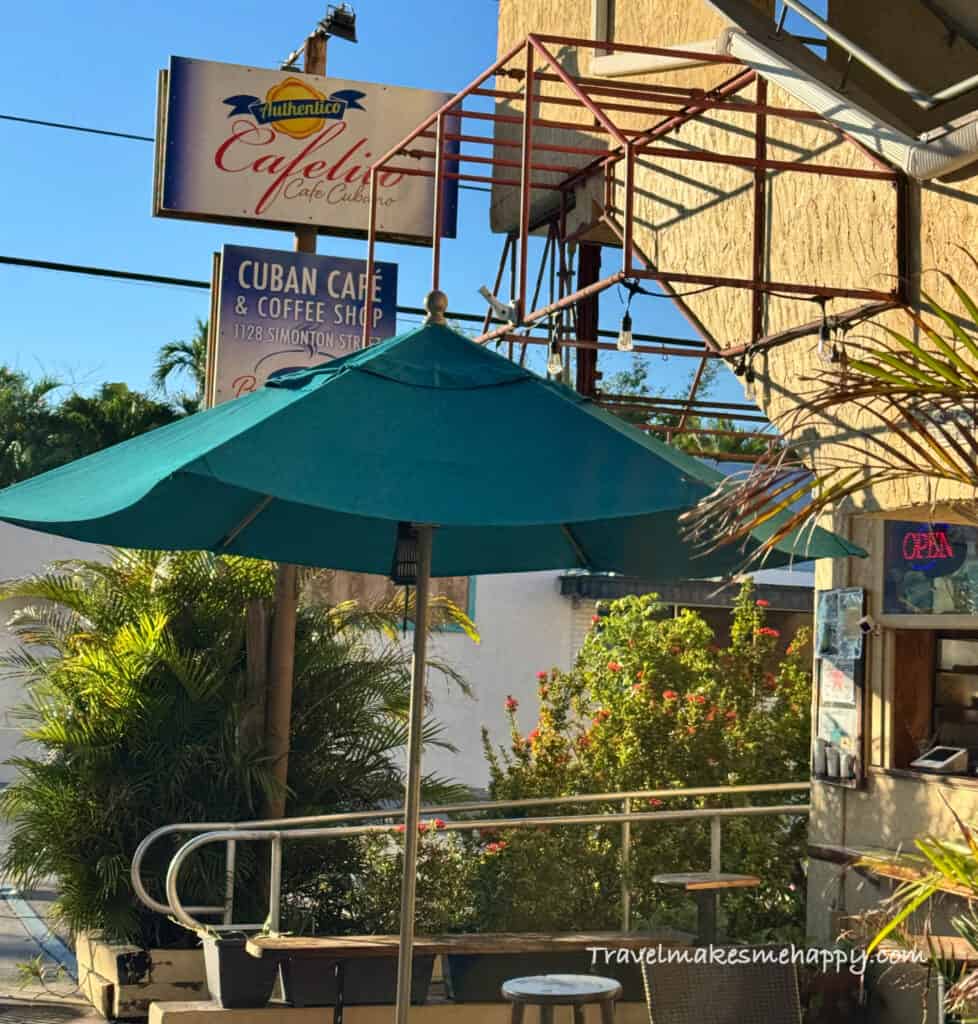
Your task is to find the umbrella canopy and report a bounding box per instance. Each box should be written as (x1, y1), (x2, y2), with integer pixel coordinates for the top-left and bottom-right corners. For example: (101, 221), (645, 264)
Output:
(0, 297), (864, 1024)
(0, 318), (862, 575)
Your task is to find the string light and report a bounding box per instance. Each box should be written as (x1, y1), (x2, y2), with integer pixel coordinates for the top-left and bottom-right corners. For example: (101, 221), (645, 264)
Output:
(617, 310), (634, 352)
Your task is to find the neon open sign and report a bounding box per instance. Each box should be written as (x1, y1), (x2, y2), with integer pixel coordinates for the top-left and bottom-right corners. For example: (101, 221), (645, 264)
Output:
(902, 528), (955, 562)
(884, 520), (977, 614)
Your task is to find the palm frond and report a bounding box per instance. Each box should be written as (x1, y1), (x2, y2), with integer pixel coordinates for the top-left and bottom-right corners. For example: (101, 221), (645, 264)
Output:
(683, 272), (978, 565)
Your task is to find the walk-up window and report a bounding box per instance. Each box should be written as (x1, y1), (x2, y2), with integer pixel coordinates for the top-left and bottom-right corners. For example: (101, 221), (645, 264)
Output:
(884, 520), (978, 776)
(892, 632), (978, 774)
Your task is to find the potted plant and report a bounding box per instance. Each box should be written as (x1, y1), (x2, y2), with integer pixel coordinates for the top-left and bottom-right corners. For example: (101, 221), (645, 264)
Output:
(200, 930), (281, 1010)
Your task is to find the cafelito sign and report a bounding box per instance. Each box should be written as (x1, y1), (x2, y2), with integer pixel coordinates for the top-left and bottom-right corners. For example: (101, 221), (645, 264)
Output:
(154, 57), (458, 244)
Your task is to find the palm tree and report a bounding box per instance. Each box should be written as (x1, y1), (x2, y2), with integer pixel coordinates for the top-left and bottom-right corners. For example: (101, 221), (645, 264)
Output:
(0, 368), (61, 487)
(683, 264), (978, 565)
(153, 318), (208, 410)
(0, 549), (475, 946)
(53, 382), (179, 459)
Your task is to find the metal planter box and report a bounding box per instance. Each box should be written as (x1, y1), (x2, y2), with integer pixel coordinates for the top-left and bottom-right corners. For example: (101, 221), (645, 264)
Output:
(279, 955), (435, 1006)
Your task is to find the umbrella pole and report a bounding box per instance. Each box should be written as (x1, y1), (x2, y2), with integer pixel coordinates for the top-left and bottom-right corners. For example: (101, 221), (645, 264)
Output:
(394, 524), (432, 1024)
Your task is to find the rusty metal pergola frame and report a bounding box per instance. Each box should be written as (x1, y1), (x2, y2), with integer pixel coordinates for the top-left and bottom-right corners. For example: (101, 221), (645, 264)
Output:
(359, 32), (908, 447)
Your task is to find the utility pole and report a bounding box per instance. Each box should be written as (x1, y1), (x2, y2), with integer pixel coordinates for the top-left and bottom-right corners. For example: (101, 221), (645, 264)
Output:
(263, 29), (327, 819)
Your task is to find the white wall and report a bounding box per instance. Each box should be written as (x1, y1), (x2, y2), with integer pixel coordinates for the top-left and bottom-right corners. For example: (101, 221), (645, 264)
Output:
(0, 523), (105, 785)
(424, 571), (575, 789)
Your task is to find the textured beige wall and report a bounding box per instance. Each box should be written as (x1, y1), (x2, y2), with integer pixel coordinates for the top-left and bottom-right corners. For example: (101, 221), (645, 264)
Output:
(495, 0), (978, 512)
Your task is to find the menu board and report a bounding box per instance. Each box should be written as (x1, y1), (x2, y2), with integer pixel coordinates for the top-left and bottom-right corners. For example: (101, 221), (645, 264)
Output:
(883, 520), (978, 614)
(816, 587), (864, 660)
(813, 588), (865, 789)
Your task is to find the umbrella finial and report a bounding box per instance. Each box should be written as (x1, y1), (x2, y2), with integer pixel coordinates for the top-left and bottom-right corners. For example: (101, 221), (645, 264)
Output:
(423, 290), (449, 325)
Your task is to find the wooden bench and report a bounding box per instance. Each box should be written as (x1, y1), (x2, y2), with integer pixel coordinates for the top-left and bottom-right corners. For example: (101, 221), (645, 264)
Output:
(247, 932), (689, 959)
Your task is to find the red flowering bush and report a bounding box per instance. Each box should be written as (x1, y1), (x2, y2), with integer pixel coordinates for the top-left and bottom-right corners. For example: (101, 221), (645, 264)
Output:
(479, 580), (811, 939)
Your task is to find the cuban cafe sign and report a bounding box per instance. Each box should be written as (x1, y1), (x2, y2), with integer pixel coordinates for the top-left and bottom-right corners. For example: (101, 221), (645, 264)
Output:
(209, 244), (398, 405)
(155, 57), (458, 243)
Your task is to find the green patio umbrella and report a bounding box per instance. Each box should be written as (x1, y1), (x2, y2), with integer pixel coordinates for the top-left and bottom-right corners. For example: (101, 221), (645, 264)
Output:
(0, 292), (863, 1024)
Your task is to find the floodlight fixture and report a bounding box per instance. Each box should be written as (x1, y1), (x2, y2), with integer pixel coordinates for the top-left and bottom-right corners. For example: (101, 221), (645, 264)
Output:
(321, 4), (358, 44)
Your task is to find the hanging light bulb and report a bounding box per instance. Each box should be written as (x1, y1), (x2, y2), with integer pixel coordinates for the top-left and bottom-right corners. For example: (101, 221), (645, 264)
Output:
(617, 311), (634, 352)
(547, 341), (563, 376)
(817, 302), (832, 363)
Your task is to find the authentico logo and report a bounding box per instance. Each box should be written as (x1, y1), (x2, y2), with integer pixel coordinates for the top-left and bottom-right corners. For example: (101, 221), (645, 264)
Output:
(222, 79), (367, 140)
(587, 943), (926, 977)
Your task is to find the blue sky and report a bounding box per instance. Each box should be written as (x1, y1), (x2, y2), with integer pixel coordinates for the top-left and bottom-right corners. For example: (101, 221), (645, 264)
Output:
(0, 0), (744, 403)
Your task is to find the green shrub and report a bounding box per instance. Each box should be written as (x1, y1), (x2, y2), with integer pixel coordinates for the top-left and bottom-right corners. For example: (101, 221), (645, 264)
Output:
(477, 581), (811, 940)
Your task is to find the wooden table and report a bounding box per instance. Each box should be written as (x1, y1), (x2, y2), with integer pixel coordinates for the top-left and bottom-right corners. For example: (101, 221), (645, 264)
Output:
(808, 842), (975, 897)
(652, 873), (761, 944)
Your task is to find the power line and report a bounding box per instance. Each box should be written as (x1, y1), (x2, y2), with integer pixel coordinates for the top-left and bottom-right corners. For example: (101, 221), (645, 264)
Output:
(0, 255), (706, 346)
(0, 113), (490, 192)
(0, 255), (491, 324)
(0, 114), (154, 143)
(0, 255), (209, 290)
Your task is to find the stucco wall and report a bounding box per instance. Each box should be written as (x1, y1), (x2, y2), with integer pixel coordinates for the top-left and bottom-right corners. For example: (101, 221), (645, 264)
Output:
(424, 571), (575, 788)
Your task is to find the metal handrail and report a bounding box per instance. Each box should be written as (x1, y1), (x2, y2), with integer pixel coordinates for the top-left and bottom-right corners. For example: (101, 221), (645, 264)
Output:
(781, 0), (978, 111)
(132, 781), (810, 918)
(137, 782), (811, 934)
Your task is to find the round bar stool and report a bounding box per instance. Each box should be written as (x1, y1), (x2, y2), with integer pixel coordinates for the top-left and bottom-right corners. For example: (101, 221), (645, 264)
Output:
(502, 974), (622, 1024)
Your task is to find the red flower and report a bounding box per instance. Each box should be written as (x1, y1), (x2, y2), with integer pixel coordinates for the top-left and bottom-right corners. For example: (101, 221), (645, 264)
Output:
(528, 728), (540, 744)
(786, 644), (796, 655)
(648, 798), (664, 809)
(686, 725), (697, 736)
(394, 824), (406, 833)
(725, 709), (738, 720)
(433, 818), (447, 830)
(536, 670), (548, 680)
(593, 708), (611, 724)
(577, 733), (591, 749)
(505, 695), (519, 712)
(662, 690), (678, 700)
(591, 615), (601, 625)
(539, 684), (549, 699)
(705, 708), (716, 722)
(635, 670), (644, 679)
(756, 627), (780, 638)
(755, 599), (770, 607)
(631, 682), (645, 693)
(607, 660), (622, 672)
(688, 694), (707, 705)
(485, 841), (507, 854)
